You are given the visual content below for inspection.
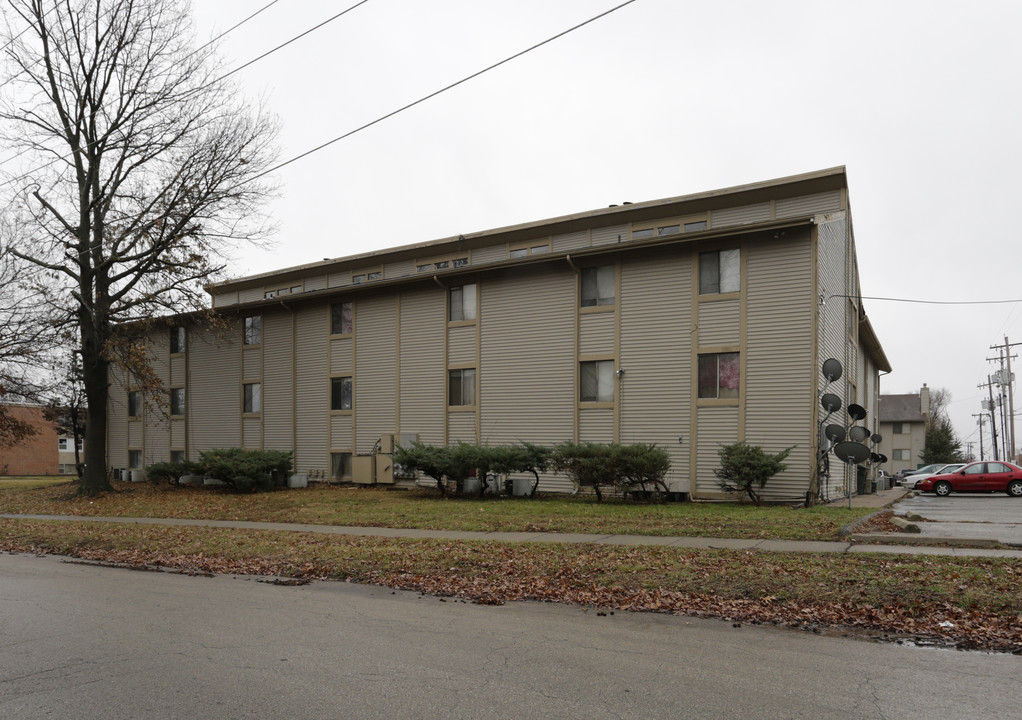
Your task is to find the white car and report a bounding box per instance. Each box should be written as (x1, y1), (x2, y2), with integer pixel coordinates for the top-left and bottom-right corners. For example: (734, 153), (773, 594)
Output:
(903, 463), (966, 489)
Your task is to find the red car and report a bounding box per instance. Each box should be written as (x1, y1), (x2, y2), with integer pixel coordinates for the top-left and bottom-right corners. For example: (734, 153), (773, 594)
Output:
(914, 461), (1022, 497)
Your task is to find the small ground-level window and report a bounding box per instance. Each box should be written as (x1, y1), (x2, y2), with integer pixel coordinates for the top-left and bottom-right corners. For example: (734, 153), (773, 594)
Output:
(580, 360), (614, 402)
(698, 352), (740, 399)
(331, 377), (352, 411)
(449, 368), (476, 406)
(170, 387), (185, 416)
(243, 383), (262, 413)
(129, 450), (142, 469)
(331, 452), (353, 479)
(170, 450), (185, 464)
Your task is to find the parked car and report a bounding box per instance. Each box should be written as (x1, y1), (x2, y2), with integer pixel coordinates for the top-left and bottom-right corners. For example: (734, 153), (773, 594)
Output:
(896, 464), (946, 486)
(914, 461), (1022, 497)
(902, 463), (967, 489)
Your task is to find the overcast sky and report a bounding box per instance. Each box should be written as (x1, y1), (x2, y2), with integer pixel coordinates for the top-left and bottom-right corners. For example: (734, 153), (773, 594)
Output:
(190, 0), (1022, 459)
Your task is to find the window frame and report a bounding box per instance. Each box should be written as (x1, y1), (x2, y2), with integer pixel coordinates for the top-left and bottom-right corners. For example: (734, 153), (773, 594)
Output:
(330, 376), (353, 412)
(580, 265), (616, 309)
(579, 359), (615, 404)
(243, 382), (262, 414)
(243, 315), (262, 345)
(893, 449), (911, 461)
(698, 248), (741, 295)
(697, 351), (740, 401)
(128, 449), (142, 469)
(448, 368), (477, 408)
(449, 283), (478, 323)
(170, 387), (186, 417)
(128, 390), (142, 419)
(170, 326), (186, 354)
(330, 301), (353, 336)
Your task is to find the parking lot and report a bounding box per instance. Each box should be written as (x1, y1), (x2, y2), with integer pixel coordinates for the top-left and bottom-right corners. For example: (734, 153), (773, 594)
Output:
(893, 493), (1022, 546)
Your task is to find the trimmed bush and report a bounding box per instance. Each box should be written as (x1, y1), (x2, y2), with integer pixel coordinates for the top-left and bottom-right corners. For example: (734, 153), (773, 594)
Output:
(198, 448), (294, 492)
(144, 460), (203, 485)
(551, 442), (671, 501)
(714, 442), (793, 505)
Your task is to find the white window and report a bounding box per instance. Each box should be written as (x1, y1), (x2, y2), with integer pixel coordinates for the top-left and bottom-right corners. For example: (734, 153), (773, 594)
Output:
(893, 449), (911, 461)
(580, 360), (614, 403)
(699, 249), (740, 294)
(58, 438), (69, 451)
(449, 284), (477, 322)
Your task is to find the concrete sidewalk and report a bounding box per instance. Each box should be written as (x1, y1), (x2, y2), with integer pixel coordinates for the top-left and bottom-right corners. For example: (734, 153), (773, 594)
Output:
(5, 508), (1022, 559)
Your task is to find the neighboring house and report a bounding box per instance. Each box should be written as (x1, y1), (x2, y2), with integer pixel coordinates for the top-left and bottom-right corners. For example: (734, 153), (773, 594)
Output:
(0, 403), (83, 476)
(878, 386), (931, 475)
(107, 166), (890, 502)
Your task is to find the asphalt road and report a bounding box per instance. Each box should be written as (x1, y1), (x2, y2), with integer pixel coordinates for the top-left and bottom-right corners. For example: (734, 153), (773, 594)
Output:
(894, 493), (1022, 545)
(1, 553), (1020, 719)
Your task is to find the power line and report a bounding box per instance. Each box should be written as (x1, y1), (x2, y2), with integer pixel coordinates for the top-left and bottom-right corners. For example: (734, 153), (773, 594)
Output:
(829, 294), (1022, 306)
(252, 0), (641, 180)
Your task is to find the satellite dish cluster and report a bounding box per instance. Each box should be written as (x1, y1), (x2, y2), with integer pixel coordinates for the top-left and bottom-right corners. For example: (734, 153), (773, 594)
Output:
(819, 358), (887, 472)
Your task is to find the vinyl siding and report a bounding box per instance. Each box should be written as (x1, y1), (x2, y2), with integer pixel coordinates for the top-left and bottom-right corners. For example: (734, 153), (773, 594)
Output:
(238, 287), (262, 304)
(479, 267), (575, 448)
(242, 347), (261, 381)
(171, 420), (185, 450)
(697, 298), (740, 347)
(107, 366), (128, 467)
(330, 416), (353, 450)
(579, 311), (615, 356)
(472, 244), (506, 265)
(170, 355), (185, 386)
(447, 411), (476, 444)
(188, 319), (241, 455)
(328, 272), (352, 288)
(398, 286), (446, 446)
(711, 202), (771, 227)
(242, 417), (261, 449)
(305, 274), (327, 292)
(552, 230), (589, 253)
(330, 337), (353, 376)
(579, 408), (613, 442)
(591, 224), (628, 247)
(620, 248), (693, 493)
(294, 305), (328, 474)
(355, 295), (397, 453)
(263, 309), (295, 452)
(776, 190), (842, 218)
(385, 260), (415, 279)
(695, 406), (739, 495)
(447, 324), (477, 366)
(744, 231), (814, 501)
(212, 290), (238, 307)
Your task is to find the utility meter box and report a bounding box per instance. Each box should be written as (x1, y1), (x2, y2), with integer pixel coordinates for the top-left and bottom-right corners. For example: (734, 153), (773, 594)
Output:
(353, 455), (376, 485)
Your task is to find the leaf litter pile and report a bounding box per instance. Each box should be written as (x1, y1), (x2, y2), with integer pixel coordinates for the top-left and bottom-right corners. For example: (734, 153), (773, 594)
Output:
(2, 518), (1020, 653)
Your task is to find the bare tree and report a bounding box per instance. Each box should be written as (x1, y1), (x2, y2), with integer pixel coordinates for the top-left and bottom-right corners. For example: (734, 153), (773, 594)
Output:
(0, 0), (279, 494)
(928, 386), (952, 426)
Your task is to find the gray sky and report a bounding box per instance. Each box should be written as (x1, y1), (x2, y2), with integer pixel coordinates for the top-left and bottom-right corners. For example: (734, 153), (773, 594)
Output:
(191, 0), (1022, 458)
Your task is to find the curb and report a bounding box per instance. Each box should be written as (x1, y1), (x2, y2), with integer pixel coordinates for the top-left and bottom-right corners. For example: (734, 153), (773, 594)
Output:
(851, 533), (1003, 548)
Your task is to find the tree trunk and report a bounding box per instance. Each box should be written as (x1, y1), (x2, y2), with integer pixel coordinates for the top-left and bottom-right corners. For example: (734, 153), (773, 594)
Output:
(79, 321), (111, 496)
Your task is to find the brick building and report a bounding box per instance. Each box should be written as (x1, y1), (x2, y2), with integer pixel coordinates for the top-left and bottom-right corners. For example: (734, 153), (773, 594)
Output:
(0, 404), (82, 476)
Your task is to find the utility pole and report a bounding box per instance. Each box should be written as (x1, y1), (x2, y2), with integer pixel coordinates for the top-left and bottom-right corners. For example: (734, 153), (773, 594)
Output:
(989, 337), (1019, 461)
(965, 441), (974, 461)
(980, 378), (1000, 461)
(973, 414), (986, 460)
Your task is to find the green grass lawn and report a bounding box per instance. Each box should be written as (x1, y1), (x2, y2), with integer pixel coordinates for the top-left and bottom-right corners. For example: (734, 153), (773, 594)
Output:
(0, 478), (872, 541)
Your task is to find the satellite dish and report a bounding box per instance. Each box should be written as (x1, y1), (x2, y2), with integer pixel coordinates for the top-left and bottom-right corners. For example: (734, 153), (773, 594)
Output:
(833, 441), (870, 464)
(870, 433), (882, 445)
(824, 424), (846, 442)
(820, 393), (842, 413)
(848, 426), (870, 443)
(870, 452), (881, 463)
(877, 453), (888, 464)
(821, 358), (843, 382)
(847, 403), (867, 421)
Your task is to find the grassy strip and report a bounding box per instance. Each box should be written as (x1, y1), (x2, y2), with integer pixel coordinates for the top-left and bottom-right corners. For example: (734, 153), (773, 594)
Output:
(1, 518), (1019, 652)
(0, 481), (871, 541)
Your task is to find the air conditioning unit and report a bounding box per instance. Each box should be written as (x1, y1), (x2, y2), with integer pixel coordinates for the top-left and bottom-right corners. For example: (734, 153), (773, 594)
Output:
(353, 455), (376, 485)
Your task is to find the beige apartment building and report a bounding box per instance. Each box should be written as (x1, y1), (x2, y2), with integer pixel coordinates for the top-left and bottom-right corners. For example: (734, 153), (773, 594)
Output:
(878, 386), (931, 475)
(108, 167), (890, 502)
